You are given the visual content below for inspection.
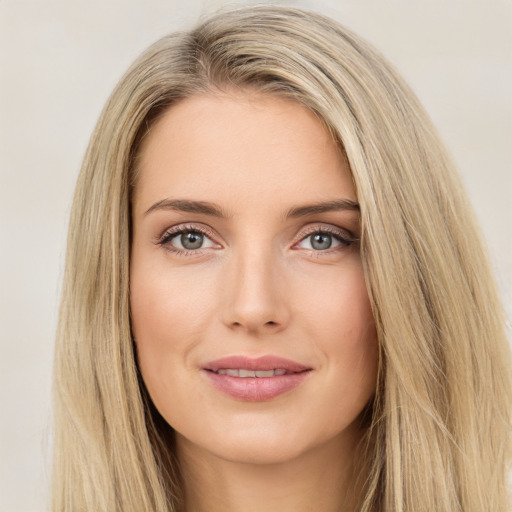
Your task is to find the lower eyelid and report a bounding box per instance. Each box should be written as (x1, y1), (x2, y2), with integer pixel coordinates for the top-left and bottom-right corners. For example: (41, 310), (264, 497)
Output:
(156, 225), (354, 253)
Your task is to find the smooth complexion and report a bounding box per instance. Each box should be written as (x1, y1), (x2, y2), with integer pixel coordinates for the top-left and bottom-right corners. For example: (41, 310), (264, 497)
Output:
(130, 91), (378, 512)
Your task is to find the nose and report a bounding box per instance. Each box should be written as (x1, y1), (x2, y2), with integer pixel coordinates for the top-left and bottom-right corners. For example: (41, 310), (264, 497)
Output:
(221, 244), (289, 336)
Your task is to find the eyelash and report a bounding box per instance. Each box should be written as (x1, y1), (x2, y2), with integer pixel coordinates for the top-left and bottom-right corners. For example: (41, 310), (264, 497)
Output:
(156, 224), (217, 256)
(156, 223), (356, 256)
(297, 225), (355, 252)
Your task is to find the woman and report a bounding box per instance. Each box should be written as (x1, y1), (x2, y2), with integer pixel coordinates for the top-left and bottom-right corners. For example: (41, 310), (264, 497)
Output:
(52, 5), (512, 511)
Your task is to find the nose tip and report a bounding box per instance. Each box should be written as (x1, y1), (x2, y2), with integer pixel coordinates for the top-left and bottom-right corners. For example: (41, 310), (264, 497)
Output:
(230, 317), (282, 334)
(228, 297), (287, 335)
(222, 254), (289, 335)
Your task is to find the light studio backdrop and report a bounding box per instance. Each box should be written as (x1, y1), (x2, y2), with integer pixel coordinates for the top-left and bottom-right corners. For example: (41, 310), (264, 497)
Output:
(0, 1), (510, 511)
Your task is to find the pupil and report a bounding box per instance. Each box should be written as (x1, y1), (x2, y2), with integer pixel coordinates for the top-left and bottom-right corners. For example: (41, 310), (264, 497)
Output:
(181, 232), (203, 250)
(311, 233), (332, 250)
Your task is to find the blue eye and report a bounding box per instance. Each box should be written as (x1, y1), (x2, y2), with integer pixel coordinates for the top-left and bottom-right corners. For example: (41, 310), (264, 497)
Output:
(176, 231), (206, 250)
(159, 227), (217, 252)
(310, 233), (334, 250)
(297, 230), (353, 251)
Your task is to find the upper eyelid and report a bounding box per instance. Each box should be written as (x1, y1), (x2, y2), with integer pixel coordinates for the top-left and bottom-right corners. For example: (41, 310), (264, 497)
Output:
(156, 222), (356, 247)
(296, 223), (356, 241)
(158, 223), (216, 243)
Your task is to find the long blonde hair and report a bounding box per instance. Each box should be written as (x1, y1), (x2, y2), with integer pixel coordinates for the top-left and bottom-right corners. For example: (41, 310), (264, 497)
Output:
(53, 5), (512, 511)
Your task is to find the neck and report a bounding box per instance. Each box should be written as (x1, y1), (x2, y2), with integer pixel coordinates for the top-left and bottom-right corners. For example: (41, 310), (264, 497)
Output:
(176, 426), (364, 512)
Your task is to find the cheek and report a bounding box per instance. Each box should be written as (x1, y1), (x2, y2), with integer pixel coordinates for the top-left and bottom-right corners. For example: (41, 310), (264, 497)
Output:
(300, 260), (378, 393)
(130, 253), (217, 343)
(129, 258), (215, 410)
(301, 258), (375, 338)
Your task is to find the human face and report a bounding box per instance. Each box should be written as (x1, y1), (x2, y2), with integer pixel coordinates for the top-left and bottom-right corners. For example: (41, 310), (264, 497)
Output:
(130, 92), (378, 465)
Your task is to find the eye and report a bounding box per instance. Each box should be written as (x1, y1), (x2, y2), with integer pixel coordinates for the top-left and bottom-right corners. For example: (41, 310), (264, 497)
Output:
(296, 228), (354, 252)
(174, 231), (213, 250)
(157, 225), (218, 253)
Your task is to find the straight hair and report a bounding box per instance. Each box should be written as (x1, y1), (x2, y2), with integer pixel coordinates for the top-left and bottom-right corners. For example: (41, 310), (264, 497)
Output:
(53, 5), (512, 511)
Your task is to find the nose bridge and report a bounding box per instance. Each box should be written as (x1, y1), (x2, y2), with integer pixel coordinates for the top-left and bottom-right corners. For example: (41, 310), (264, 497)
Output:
(222, 237), (288, 333)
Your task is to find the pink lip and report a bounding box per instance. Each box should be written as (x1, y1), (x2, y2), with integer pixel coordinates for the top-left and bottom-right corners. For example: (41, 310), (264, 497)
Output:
(203, 355), (312, 402)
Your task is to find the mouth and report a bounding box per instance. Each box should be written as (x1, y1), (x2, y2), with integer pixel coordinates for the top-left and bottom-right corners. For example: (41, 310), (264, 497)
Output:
(204, 355), (311, 373)
(203, 355), (312, 401)
(208, 368), (294, 377)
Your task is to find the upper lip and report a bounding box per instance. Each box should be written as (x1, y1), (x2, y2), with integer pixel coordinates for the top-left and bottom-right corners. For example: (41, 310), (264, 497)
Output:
(203, 355), (312, 373)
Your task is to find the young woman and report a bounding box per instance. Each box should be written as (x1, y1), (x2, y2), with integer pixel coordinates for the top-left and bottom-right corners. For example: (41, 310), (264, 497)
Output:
(52, 5), (512, 512)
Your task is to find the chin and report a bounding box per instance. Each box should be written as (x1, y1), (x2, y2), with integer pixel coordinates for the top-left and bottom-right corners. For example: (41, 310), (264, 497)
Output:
(176, 413), (358, 467)
(216, 436), (309, 466)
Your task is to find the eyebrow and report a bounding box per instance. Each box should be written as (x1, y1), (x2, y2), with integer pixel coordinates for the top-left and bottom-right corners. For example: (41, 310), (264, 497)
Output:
(144, 198), (360, 218)
(144, 199), (227, 217)
(285, 199), (360, 218)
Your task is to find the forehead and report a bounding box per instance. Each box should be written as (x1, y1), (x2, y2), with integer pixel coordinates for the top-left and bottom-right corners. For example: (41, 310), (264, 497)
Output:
(133, 92), (355, 216)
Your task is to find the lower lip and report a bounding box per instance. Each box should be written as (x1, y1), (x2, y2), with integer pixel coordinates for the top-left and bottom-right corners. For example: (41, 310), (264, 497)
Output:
(204, 370), (311, 401)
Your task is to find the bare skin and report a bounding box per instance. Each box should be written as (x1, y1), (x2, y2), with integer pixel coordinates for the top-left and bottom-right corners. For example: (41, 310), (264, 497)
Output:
(177, 417), (363, 512)
(130, 90), (378, 512)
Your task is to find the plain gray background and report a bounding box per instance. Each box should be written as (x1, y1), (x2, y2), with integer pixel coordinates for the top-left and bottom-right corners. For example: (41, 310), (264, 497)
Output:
(1, 1), (511, 510)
